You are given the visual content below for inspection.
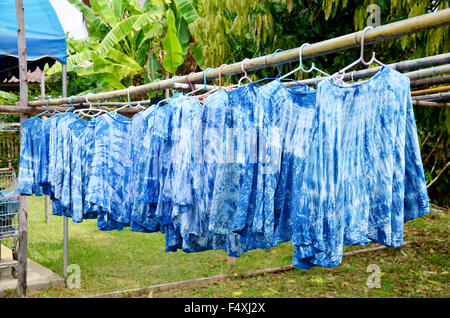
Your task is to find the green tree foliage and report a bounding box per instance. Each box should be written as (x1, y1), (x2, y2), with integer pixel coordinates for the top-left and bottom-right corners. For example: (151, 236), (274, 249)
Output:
(47, 0), (198, 92)
(0, 90), (18, 104)
(191, 0), (449, 76)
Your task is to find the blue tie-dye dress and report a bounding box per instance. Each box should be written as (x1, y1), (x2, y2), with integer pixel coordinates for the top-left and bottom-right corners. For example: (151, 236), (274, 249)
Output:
(292, 66), (430, 269)
(230, 80), (316, 250)
(86, 113), (133, 231)
(68, 118), (98, 223)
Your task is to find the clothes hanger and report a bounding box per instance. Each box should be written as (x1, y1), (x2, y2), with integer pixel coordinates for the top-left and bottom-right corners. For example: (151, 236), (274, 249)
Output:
(170, 76), (183, 98)
(331, 26), (385, 84)
(73, 93), (108, 118)
(195, 68), (219, 103)
(65, 96), (75, 113)
(111, 86), (145, 115)
(186, 68), (215, 100)
(237, 58), (252, 87)
(197, 64), (231, 103)
(32, 99), (60, 119)
(279, 43), (329, 81)
(253, 49), (285, 84)
(252, 49), (311, 89)
(156, 76), (183, 107)
(186, 72), (209, 97)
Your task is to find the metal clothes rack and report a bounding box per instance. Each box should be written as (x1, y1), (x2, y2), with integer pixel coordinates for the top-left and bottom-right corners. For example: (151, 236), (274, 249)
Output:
(8, 9), (450, 297)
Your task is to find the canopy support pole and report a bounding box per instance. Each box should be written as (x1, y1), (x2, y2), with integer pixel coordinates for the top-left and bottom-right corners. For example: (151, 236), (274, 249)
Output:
(15, 0), (28, 298)
(61, 63), (69, 283)
(40, 69), (51, 225)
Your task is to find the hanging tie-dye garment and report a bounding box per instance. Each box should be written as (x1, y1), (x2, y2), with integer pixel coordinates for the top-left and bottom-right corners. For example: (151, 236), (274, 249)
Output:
(292, 66), (430, 269)
(18, 116), (43, 196)
(68, 118), (98, 223)
(86, 113), (133, 231)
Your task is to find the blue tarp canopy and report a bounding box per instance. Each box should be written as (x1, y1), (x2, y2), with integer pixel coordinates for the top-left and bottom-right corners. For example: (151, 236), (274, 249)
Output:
(0, 0), (66, 81)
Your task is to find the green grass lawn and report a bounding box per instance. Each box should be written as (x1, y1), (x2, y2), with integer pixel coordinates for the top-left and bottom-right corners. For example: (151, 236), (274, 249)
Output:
(2, 195), (449, 298)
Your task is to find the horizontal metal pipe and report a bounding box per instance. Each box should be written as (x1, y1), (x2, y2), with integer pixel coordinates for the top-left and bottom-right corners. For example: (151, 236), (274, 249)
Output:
(5, 84), (450, 115)
(27, 9), (450, 107)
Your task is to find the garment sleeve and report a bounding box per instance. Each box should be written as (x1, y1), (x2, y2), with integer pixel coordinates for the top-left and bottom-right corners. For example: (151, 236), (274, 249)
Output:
(403, 89), (430, 222)
(18, 121), (33, 195)
(38, 120), (50, 188)
(86, 119), (107, 210)
(70, 130), (84, 222)
(53, 119), (65, 200)
(61, 128), (73, 209)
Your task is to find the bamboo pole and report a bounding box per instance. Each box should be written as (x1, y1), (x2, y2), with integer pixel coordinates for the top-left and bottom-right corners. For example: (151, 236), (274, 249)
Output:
(15, 0), (28, 298)
(411, 85), (450, 96)
(412, 92), (450, 101)
(5, 63), (449, 114)
(412, 100), (450, 108)
(410, 75), (450, 88)
(27, 9), (450, 107)
(290, 63), (450, 87)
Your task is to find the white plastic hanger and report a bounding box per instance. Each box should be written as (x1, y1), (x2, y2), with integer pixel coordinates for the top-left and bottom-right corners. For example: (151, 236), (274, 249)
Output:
(238, 58), (252, 86)
(331, 26), (385, 84)
(111, 86), (145, 115)
(73, 93), (109, 118)
(279, 43), (329, 80)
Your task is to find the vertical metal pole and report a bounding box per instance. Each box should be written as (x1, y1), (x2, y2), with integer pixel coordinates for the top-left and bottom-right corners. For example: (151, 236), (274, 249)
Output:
(15, 0), (28, 298)
(62, 63), (67, 98)
(40, 68), (50, 224)
(62, 63), (68, 281)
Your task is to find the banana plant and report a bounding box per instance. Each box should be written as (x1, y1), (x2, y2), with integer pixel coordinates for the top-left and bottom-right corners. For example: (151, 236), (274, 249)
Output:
(48, 0), (199, 92)
(0, 90), (18, 104)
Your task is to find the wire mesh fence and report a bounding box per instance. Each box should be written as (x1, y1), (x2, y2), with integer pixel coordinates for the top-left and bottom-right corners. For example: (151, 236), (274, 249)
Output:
(0, 168), (19, 278)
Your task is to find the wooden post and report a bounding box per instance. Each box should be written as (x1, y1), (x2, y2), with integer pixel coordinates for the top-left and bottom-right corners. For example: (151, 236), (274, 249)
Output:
(15, 0), (28, 298)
